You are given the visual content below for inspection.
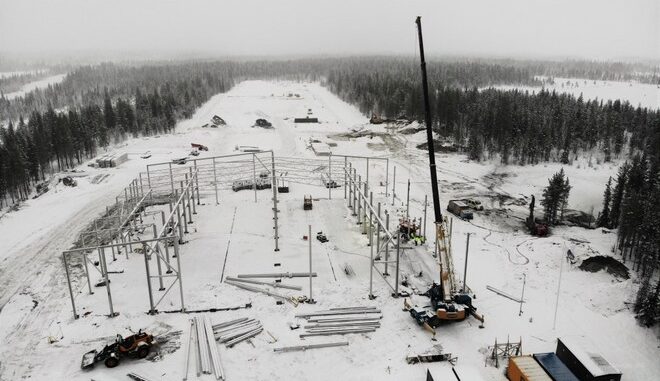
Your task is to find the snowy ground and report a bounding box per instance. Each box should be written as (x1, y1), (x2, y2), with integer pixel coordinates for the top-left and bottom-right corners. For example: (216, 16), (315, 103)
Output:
(492, 76), (660, 110)
(0, 80), (658, 381)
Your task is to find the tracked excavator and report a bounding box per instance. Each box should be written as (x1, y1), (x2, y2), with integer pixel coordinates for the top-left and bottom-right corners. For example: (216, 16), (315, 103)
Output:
(404, 17), (484, 331)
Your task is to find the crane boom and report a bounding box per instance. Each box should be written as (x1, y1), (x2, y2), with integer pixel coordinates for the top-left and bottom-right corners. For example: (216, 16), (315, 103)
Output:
(415, 16), (454, 303)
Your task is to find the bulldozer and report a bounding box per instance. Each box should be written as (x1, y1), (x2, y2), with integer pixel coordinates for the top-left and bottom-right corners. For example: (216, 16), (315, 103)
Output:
(81, 330), (153, 369)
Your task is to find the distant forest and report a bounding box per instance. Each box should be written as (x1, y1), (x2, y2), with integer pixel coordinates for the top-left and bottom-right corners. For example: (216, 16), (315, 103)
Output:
(325, 61), (659, 165)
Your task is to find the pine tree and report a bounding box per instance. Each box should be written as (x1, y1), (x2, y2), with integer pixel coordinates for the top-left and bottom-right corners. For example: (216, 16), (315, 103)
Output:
(609, 163), (628, 228)
(598, 177), (612, 227)
(541, 168), (571, 225)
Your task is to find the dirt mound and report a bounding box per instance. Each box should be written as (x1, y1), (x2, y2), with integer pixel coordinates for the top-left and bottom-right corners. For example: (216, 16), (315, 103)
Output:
(579, 256), (629, 279)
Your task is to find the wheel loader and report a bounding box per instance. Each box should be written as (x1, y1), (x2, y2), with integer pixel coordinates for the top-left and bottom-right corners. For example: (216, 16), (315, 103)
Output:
(81, 330), (153, 369)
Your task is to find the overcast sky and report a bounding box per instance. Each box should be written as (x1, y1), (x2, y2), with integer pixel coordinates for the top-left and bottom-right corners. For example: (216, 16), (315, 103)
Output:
(0, 0), (658, 61)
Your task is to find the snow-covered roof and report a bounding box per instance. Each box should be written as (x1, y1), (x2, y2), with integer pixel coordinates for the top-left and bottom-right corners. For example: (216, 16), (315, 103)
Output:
(559, 337), (621, 377)
(510, 356), (553, 380)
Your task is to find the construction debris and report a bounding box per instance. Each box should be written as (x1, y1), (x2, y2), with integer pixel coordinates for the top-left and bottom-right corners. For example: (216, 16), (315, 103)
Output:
(189, 316), (225, 380)
(274, 341), (349, 353)
(486, 285), (525, 303)
(406, 344), (457, 365)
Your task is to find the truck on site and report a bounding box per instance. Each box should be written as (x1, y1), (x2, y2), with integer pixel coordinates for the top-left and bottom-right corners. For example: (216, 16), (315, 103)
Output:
(303, 195), (313, 210)
(447, 200), (474, 220)
(464, 198), (483, 210)
(526, 195), (549, 237)
(191, 143), (209, 151)
(403, 17), (484, 333)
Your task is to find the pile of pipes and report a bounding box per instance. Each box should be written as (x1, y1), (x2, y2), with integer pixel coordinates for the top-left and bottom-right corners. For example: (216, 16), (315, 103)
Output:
(295, 306), (382, 338)
(225, 273), (313, 305)
(184, 316), (225, 380)
(212, 317), (263, 348)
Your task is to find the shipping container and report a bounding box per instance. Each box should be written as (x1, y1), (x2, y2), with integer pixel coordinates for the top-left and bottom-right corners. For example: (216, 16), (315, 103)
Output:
(555, 337), (622, 381)
(508, 356), (553, 381)
(533, 353), (580, 381)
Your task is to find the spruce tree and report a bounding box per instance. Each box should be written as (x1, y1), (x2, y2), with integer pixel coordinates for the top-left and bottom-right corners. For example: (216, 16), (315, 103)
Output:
(598, 177), (612, 227)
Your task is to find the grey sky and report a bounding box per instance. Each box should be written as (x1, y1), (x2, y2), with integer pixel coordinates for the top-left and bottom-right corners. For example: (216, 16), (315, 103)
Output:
(0, 0), (658, 61)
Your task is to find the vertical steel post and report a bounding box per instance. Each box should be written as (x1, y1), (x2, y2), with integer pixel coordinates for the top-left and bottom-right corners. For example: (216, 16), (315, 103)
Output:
(406, 179), (410, 220)
(344, 156), (351, 199)
(193, 161), (200, 205)
(147, 165), (152, 190)
(357, 175), (362, 223)
(174, 238), (185, 312)
(271, 151), (280, 252)
(384, 212), (390, 276)
(180, 182), (189, 233)
(363, 181), (368, 230)
(139, 173), (144, 197)
(308, 225), (314, 303)
(394, 231), (401, 297)
(519, 273), (526, 316)
(99, 247), (115, 317)
(365, 158), (370, 190)
(376, 202), (381, 259)
(423, 195), (428, 239)
(169, 162), (175, 196)
(188, 169), (197, 214)
(463, 233), (471, 293)
(63, 253), (79, 319)
(212, 158), (219, 205)
(154, 225), (165, 291)
(328, 153), (332, 200)
(392, 166), (396, 206)
(368, 192), (374, 245)
(161, 210), (172, 273)
(176, 191), (185, 242)
(143, 243), (156, 314)
(252, 153), (257, 203)
(385, 158), (389, 197)
(83, 252), (93, 294)
(368, 193), (375, 300)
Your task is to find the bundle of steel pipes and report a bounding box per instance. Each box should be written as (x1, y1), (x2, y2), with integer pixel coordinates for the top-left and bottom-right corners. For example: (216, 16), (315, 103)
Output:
(183, 316), (225, 380)
(212, 317), (263, 348)
(295, 306), (382, 338)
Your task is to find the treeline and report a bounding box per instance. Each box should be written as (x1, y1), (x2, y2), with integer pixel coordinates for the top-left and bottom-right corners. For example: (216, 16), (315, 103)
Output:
(597, 154), (660, 326)
(0, 63), (239, 206)
(326, 66), (660, 165)
(486, 58), (660, 84)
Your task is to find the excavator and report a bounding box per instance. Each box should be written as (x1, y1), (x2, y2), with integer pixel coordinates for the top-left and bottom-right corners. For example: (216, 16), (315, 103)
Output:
(404, 17), (484, 332)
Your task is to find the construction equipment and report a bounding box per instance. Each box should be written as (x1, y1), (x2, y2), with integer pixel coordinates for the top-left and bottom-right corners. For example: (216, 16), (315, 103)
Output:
(304, 195), (313, 210)
(191, 143), (209, 151)
(316, 232), (328, 243)
(526, 195), (549, 236)
(447, 200), (474, 220)
(405, 17), (482, 329)
(81, 330), (153, 369)
(254, 118), (273, 128)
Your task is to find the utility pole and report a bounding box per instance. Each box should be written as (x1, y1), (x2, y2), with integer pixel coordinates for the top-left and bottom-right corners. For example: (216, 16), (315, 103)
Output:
(463, 233), (471, 293)
(423, 195), (428, 239)
(392, 166), (396, 206)
(553, 249), (564, 329)
(519, 273), (526, 316)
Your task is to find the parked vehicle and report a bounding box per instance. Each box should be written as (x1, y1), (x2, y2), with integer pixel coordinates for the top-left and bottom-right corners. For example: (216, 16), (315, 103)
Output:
(464, 199), (483, 211)
(304, 195), (313, 210)
(447, 200), (474, 220)
(81, 330), (153, 369)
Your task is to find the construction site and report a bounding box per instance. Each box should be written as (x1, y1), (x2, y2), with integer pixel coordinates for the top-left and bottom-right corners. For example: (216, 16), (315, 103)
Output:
(0, 27), (657, 380)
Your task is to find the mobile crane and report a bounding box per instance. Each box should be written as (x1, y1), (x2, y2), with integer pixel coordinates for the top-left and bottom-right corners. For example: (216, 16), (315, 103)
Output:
(405, 17), (484, 330)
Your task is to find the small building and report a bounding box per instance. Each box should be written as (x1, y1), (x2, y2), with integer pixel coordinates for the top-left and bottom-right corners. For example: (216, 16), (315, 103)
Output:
(555, 338), (622, 381)
(294, 117), (319, 123)
(507, 356), (553, 381)
(533, 353), (580, 381)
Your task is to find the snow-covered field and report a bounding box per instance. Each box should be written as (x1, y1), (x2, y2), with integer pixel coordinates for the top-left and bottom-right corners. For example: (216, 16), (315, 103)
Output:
(0, 80), (658, 381)
(493, 77), (660, 110)
(2, 73), (67, 100)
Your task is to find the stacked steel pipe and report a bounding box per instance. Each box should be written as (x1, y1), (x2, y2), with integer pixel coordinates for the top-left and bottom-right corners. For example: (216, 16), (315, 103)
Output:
(295, 306), (382, 338)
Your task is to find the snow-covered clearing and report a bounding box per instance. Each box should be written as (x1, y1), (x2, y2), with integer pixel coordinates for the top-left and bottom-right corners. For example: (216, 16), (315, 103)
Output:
(0, 80), (658, 381)
(492, 77), (660, 110)
(2, 73), (67, 100)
